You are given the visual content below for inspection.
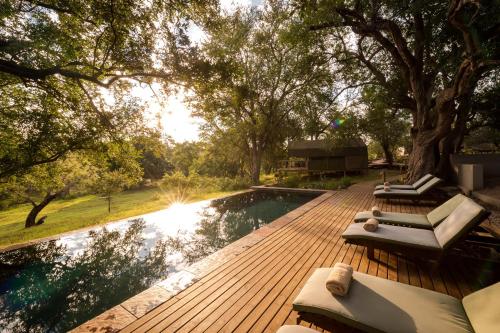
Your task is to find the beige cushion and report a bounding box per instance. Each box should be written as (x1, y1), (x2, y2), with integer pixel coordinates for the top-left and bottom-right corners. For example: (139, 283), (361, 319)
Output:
(433, 199), (486, 249)
(426, 194), (469, 227)
(412, 173), (434, 188)
(375, 184), (414, 190)
(342, 223), (441, 250)
(462, 282), (500, 333)
(293, 269), (473, 333)
(354, 211), (431, 229)
(374, 174), (434, 190)
(373, 189), (420, 197)
(415, 177), (442, 194)
(276, 325), (318, 333)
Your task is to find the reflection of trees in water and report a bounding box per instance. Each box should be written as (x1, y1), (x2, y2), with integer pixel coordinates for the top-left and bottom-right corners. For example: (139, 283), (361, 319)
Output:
(0, 219), (168, 333)
(166, 192), (309, 264)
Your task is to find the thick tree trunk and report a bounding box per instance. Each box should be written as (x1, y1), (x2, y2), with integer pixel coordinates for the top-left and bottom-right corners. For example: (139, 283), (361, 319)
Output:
(406, 130), (437, 183)
(25, 192), (59, 228)
(250, 147), (262, 185)
(381, 143), (394, 166)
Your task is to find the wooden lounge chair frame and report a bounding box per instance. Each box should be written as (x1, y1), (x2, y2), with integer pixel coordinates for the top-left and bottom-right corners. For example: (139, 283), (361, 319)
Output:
(297, 312), (363, 333)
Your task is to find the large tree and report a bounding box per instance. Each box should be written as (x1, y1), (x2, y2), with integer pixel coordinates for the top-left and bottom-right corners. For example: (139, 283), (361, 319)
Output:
(191, 2), (332, 184)
(0, 0), (216, 179)
(300, 0), (500, 182)
(5, 153), (98, 228)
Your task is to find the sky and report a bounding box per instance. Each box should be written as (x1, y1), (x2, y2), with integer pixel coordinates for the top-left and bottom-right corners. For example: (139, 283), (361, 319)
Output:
(138, 0), (262, 142)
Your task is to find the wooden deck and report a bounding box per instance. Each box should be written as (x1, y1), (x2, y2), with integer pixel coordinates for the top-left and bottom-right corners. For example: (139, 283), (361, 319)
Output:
(121, 185), (499, 333)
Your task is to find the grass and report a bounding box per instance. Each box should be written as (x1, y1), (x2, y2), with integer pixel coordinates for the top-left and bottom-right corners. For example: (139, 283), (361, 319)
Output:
(0, 186), (240, 249)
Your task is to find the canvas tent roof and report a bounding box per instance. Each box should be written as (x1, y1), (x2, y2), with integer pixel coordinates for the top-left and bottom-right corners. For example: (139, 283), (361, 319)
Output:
(288, 139), (367, 158)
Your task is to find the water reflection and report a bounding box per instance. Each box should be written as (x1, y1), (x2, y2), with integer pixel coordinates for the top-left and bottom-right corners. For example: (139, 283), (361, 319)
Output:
(166, 191), (315, 264)
(0, 220), (168, 333)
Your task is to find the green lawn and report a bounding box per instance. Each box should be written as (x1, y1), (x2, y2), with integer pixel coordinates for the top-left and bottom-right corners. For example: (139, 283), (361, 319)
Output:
(0, 186), (239, 249)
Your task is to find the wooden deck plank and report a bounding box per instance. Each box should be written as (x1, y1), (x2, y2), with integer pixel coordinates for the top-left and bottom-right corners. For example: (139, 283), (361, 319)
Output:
(177, 194), (353, 333)
(120, 184), (498, 333)
(252, 193), (374, 333)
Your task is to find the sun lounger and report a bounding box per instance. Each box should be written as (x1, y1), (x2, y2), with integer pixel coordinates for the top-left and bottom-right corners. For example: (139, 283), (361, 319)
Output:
(373, 177), (442, 200)
(354, 194), (468, 229)
(292, 268), (499, 333)
(374, 173), (434, 190)
(342, 197), (489, 260)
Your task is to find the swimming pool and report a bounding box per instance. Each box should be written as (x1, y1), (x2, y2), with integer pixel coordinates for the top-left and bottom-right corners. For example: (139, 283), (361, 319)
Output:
(0, 190), (320, 332)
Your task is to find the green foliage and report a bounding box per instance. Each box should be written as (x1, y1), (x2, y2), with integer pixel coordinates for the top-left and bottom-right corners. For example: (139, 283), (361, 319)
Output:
(297, 0), (500, 180)
(133, 131), (174, 180)
(190, 2), (333, 183)
(360, 86), (411, 162)
(278, 175), (352, 190)
(3, 153), (97, 206)
(0, 1), (218, 178)
(93, 144), (143, 212)
(170, 141), (202, 176)
(161, 171), (250, 193)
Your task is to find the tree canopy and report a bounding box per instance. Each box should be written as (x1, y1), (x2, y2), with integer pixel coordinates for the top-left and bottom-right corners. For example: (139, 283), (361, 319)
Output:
(0, 0), (217, 178)
(190, 2), (333, 183)
(299, 0), (500, 181)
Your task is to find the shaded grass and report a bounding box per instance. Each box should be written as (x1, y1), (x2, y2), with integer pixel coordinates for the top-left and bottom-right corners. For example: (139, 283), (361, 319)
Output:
(0, 186), (240, 249)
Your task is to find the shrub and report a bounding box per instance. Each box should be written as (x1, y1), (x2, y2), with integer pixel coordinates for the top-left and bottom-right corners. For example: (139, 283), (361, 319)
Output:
(281, 175), (302, 188)
(161, 172), (250, 193)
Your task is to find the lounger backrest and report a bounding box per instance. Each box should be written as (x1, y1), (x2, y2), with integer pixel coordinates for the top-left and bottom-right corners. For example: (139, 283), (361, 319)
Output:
(462, 282), (500, 333)
(433, 198), (486, 249)
(412, 174), (434, 188)
(426, 194), (468, 227)
(416, 177), (442, 194)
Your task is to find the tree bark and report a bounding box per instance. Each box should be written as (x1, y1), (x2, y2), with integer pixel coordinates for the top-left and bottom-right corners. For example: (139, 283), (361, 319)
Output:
(406, 129), (437, 183)
(381, 143), (394, 166)
(25, 192), (59, 228)
(250, 147), (262, 185)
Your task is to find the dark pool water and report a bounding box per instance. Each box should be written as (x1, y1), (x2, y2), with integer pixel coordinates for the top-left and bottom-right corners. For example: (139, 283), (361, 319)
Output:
(0, 190), (319, 332)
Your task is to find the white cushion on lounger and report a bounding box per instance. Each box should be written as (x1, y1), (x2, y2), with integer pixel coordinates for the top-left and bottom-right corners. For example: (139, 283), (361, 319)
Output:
(373, 189), (419, 196)
(462, 282), (500, 333)
(374, 184), (414, 190)
(374, 174), (434, 190)
(276, 325), (318, 333)
(434, 198), (486, 249)
(293, 269), (474, 333)
(342, 223), (441, 250)
(426, 193), (468, 227)
(353, 211), (430, 228)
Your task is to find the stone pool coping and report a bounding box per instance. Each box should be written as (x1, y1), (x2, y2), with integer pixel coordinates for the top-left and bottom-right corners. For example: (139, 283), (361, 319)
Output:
(70, 190), (335, 333)
(0, 189), (253, 253)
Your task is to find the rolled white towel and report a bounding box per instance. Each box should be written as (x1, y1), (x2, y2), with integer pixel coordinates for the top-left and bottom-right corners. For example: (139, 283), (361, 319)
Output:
(363, 218), (379, 232)
(371, 206), (382, 217)
(383, 185), (390, 192)
(325, 263), (353, 296)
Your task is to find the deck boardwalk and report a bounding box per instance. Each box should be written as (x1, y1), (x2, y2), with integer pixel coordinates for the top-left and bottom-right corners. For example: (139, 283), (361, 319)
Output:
(121, 186), (499, 333)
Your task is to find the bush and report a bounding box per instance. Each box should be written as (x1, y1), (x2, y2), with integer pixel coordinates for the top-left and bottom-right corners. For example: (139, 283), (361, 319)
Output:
(280, 175), (302, 188)
(161, 172), (250, 193)
(276, 175), (352, 190)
